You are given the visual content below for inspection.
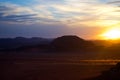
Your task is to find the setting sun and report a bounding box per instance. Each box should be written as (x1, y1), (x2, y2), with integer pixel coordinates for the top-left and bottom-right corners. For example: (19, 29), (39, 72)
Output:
(101, 28), (120, 40)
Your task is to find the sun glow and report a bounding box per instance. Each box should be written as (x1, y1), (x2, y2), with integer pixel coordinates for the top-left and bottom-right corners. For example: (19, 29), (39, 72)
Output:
(101, 28), (120, 40)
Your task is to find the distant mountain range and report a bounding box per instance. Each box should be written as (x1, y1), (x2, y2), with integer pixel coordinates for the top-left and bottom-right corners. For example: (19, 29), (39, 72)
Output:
(0, 37), (53, 49)
(2, 36), (120, 53)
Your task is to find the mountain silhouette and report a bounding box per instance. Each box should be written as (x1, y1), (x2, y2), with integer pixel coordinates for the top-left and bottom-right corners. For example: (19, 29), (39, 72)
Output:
(0, 37), (52, 50)
(51, 35), (94, 51)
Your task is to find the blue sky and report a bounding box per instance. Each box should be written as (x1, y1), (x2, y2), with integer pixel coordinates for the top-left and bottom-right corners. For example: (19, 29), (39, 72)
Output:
(0, 0), (33, 5)
(0, 0), (120, 39)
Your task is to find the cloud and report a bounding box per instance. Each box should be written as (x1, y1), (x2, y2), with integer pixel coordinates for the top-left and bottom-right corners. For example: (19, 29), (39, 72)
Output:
(0, 14), (36, 22)
(0, 2), (57, 24)
(107, 0), (120, 7)
(0, 0), (120, 27)
(108, 0), (120, 4)
(50, 1), (120, 27)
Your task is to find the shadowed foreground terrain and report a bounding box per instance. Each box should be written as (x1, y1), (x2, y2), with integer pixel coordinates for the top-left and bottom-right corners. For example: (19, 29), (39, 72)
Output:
(0, 52), (117, 80)
(1, 36), (120, 80)
(88, 62), (120, 80)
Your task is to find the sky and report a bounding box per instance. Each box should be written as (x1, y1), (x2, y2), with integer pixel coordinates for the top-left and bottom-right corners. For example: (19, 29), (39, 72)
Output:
(0, 0), (120, 39)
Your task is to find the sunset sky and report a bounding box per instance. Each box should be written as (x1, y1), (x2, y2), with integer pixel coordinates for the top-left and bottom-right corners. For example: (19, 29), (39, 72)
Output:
(0, 0), (120, 39)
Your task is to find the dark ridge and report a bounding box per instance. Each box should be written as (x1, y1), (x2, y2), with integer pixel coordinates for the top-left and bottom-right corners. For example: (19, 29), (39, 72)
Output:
(0, 37), (53, 50)
(51, 35), (95, 52)
(88, 62), (120, 80)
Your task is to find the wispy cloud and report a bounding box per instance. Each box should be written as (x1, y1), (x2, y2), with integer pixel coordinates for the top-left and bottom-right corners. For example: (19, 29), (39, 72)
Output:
(108, 0), (120, 4)
(0, 0), (120, 27)
(0, 2), (56, 24)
